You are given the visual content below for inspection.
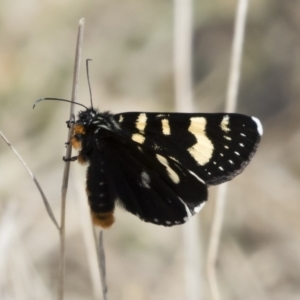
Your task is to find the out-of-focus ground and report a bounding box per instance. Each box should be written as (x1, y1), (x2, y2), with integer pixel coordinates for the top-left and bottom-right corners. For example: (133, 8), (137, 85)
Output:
(0, 1), (300, 299)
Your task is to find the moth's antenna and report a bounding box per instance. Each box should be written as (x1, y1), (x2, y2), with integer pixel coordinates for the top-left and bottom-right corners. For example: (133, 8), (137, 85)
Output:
(33, 98), (89, 110)
(86, 59), (94, 108)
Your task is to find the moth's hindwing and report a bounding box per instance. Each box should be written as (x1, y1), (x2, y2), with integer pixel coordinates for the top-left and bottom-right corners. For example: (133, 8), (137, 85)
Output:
(103, 134), (208, 226)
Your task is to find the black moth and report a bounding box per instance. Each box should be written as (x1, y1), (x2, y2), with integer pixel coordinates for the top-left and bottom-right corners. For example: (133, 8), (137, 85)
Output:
(68, 107), (262, 228)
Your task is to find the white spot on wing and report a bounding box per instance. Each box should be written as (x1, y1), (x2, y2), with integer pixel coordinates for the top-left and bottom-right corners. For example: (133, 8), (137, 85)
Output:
(132, 113), (147, 144)
(194, 202), (206, 214)
(187, 117), (214, 166)
(132, 133), (145, 144)
(252, 116), (263, 136)
(136, 113), (147, 131)
(177, 197), (193, 222)
(220, 115), (230, 132)
(140, 171), (150, 189)
(162, 118), (171, 135)
(118, 115), (124, 122)
(156, 154), (180, 184)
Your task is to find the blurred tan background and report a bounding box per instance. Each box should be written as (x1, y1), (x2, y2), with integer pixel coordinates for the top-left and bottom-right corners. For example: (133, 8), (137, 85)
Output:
(1, 0), (300, 299)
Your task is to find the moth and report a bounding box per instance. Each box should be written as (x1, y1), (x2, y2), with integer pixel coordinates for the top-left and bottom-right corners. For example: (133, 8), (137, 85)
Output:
(69, 107), (262, 228)
(35, 98), (263, 228)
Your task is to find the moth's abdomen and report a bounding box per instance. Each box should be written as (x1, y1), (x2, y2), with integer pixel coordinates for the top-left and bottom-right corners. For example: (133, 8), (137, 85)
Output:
(90, 211), (115, 228)
(86, 153), (115, 228)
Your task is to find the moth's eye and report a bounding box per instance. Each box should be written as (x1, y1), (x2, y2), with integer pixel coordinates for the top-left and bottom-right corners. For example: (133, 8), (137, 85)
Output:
(75, 134), (83, 140)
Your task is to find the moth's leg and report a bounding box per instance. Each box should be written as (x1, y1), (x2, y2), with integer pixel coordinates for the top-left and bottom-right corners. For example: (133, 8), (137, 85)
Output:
(63, 156), (78, 162)
(65, 116), (76, 147)
(66, 117), (75, 129)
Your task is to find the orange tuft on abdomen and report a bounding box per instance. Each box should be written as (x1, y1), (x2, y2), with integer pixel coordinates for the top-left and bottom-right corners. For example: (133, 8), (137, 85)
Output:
(91, 211), (115, 228)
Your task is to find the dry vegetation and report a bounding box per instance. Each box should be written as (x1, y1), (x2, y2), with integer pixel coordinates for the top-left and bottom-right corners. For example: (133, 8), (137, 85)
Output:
(1, 1), (300, 299)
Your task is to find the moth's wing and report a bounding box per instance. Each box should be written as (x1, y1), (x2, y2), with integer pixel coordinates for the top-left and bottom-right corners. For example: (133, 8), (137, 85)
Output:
(102, 134), (207, 226)
(114, 112), (262, 185)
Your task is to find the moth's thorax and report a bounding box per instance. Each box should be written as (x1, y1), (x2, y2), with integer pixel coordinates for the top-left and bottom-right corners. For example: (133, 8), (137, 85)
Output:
(71, 124), (86, 150)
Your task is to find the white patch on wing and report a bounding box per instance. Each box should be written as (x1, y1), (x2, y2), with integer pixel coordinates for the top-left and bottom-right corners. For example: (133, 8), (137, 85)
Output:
(118, 115), (124, 122)
(156, 154), (180, 184)
(140, 171), (150, 189)
(177, 196), (193, 222)
(194, 202), (206, 214)
(187, 117), (214, 166)
(161, 118), (171, 135)
(132, 113), (147, 144)
(132, 133), (145, 144)
(252, 116), (263, 136)
(220, 115), (230, 132)
(136, 113), (147, 131)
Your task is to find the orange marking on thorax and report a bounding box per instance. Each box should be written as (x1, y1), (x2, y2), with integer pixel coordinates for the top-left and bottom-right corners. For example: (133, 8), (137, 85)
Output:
(73, 124), (86, 135)
(71, 124), (86, 150)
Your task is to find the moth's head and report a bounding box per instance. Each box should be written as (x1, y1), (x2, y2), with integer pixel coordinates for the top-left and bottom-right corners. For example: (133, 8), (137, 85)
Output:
(77, 108), (98, 126)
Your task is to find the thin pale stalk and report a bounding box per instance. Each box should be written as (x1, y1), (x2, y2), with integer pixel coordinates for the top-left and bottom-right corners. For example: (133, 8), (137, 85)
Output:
(98, 230), (108, 300)
(206, 1), (249, 300)
(174, 1), (203, 299)
(0, 131), (59, 230)
(174, 0), (193, 113)
(75, 172), (103, 298)
(57, 18), (85, 300)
